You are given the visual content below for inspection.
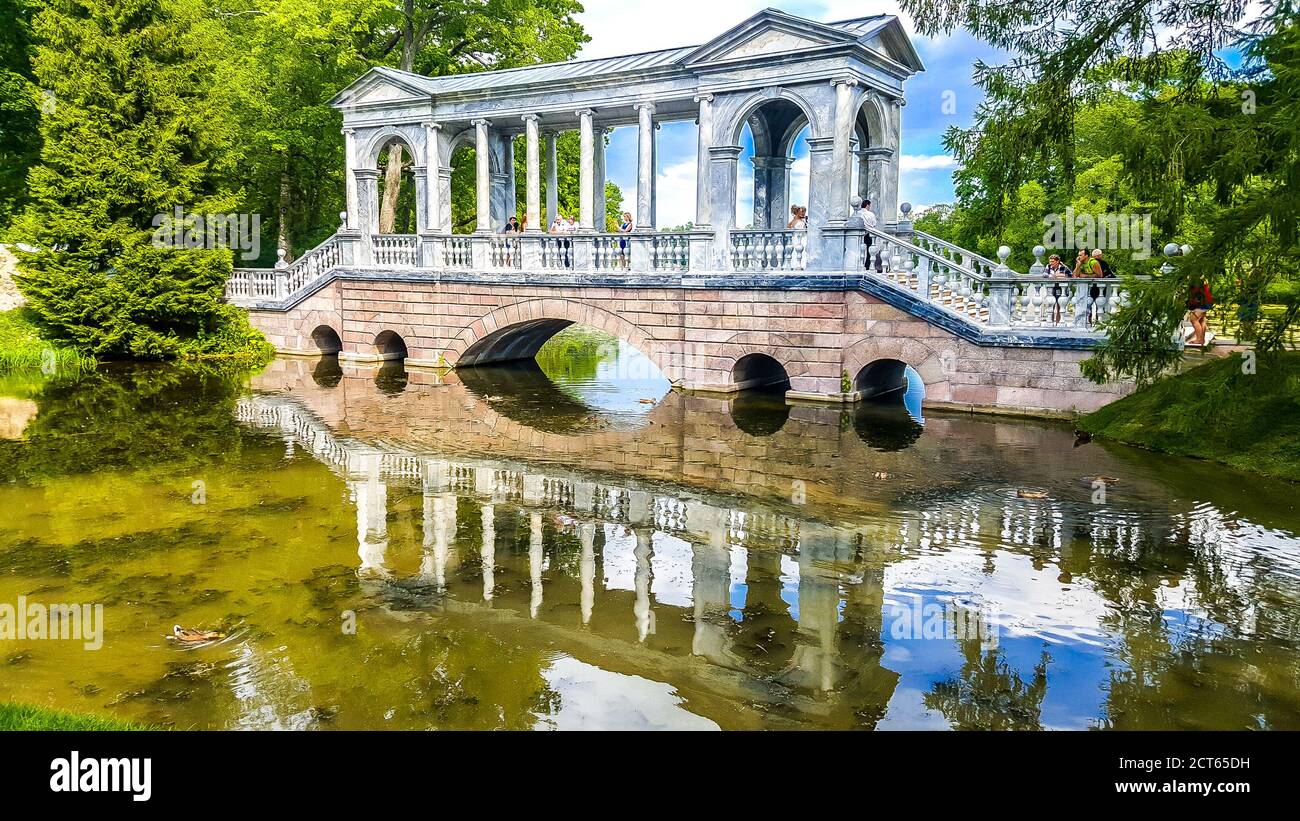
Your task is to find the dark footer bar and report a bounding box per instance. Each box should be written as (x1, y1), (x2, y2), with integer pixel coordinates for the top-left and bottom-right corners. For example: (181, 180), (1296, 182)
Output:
(0, 730), (1282, 808)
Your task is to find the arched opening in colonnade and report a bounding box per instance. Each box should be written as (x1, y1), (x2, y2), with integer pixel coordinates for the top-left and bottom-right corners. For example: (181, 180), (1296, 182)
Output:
(734, 98), (811, 230)
(373, 136), (418, 235)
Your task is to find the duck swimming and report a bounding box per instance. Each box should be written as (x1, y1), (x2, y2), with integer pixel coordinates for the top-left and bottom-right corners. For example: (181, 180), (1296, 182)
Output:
(169, 625), (225, 643)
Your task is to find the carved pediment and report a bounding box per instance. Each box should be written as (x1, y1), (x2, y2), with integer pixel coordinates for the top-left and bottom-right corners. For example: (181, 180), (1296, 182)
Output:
(682, 9), (856, 65)
(330, 69), (431, 110)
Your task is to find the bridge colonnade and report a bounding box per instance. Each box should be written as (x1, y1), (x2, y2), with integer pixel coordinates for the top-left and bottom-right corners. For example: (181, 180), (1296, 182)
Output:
(325, 10), (917, 272)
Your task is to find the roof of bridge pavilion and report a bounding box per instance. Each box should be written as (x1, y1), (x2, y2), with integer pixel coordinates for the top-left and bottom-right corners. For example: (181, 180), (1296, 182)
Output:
(330, 9), (924, 112)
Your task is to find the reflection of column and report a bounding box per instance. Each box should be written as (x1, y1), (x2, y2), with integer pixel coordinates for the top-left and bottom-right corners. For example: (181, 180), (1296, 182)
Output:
(580, 522), (595, 625)
(635, 102), (656, 230)
(793, 533), (843, 692)
(481, 503), (495, 601)
(694, 94), (713, 228)
(545, 131), (559, 225)
(472, 118), (491, 232)
(633, 529), (654, 641)
(522, 114), (542, 231)
(530, 512), (544, 618)
(691, 544), (732, 661)
(422, 493), (453, 589)
(578, 109), (595, 231)
(353, 453), (388, 576)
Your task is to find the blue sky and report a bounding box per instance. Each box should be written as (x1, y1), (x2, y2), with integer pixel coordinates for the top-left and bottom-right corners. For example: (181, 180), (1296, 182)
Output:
(575, 1), (1006, 225)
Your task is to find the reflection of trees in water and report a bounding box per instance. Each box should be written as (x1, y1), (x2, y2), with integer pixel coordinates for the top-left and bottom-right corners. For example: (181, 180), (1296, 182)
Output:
(533, 325), (613, 383)
(457, 361), (601, 433)
(924, 640), (1050, 731)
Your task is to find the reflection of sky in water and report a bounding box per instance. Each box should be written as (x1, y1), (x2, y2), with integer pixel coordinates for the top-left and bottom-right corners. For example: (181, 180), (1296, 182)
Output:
(902, 364), (925, 423)
(728, 547), (748, 621)
(548, 339), (670, 417)
(535, 655), (718, 731)
(602, 524), (637, 591)
(651, 532), (693, 608)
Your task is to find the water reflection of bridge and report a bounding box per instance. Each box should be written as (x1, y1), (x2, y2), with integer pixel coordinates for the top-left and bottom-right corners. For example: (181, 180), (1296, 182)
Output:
(236, 359), (1300, 728)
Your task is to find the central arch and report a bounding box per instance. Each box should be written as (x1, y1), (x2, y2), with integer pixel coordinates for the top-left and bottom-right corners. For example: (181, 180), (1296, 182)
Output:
(448, 298), (675, 379)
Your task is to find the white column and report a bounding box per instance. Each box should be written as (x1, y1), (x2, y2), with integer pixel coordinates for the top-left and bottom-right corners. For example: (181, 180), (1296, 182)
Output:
(578, 109), (595, 231)
(480, 503), (495, 601)
(522, 114), (542, 232)
(694, 94), (713, 228)
(343, 127), (360, 230)
(593, 126), (607, 231)
(422, 121), (441, 233)
(828, 79), (858, 226)
(545, 131), (559, 226)
(472, 118), (492, 233)
(529, 512), (544, 618)
(635, 102), (657, 230)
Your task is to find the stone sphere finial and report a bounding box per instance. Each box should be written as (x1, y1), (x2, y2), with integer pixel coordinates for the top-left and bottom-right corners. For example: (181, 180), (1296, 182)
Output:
(900, 202), (913, 217)
(1163, 242), (1180, 258)
(340, 211), (348, 225)
(1180, 244), (1192, 256)
(997, 245), (1011, 263)
(1032, 245), (1045, 259)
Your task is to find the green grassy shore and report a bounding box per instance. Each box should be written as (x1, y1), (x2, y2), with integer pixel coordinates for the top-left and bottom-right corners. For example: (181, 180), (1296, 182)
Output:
(1080, 351), (1300, 482)
(0, 702), (155, 731)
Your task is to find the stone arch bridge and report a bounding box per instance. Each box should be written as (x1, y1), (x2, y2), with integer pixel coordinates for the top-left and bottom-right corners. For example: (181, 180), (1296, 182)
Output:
(230, 9), (1137, 416)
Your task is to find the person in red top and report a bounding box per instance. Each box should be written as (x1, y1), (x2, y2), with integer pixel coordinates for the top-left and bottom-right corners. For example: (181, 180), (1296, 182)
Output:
(1186, 277), (1213, 346)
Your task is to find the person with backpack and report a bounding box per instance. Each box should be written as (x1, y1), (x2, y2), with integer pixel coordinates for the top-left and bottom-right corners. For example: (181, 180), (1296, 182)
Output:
(1186, 276), (1214, 346)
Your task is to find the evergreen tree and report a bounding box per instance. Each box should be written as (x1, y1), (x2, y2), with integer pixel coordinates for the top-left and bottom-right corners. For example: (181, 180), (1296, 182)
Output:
(13, 0), (269, 361)
(0, 0), (40, 230)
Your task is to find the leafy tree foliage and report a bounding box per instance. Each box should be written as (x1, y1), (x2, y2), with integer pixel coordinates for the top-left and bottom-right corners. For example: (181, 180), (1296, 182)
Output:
(12, 0), (270, 362)
(903, 0), (1299, 384)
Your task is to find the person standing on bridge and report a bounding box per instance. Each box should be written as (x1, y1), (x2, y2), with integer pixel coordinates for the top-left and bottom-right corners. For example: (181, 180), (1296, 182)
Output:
(859, 198), (881, 271)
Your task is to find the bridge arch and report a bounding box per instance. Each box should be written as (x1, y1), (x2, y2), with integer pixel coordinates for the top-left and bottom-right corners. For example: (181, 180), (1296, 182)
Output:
(373, 329), (410, 360)
(310, 324), (343, 354)
(448, 299), (676, 378)
(844, 337), (954, 404)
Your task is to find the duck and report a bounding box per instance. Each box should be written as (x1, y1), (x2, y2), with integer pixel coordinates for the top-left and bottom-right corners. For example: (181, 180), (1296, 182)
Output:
(1092, 475), (1120, 484)
(872, 471), (890, 480)
(1016, 489), (1049, 499)
(1073, 430), (1092, 447)
(169, 625), (225, 643)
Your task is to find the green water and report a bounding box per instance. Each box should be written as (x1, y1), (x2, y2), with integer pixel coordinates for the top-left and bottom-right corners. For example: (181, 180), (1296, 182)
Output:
(2, 335), (1300, 730)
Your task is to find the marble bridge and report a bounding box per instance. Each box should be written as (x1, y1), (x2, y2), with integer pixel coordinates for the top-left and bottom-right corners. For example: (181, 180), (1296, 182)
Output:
(228, 9), (1136, 416)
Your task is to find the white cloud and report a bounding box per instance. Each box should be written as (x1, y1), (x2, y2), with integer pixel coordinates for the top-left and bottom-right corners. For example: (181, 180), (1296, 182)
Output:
(654, 160), (698, 228)
(900, 153), (958, 171)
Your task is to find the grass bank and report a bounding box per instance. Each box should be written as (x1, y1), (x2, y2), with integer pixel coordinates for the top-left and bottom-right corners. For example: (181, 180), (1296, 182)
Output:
(0, 702), (155, 731)
(0, 308), (90, 375)
(1079, 351), (1300, 482)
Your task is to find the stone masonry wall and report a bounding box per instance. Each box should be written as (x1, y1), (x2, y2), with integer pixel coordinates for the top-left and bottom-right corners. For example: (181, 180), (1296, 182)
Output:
(246, 278), (1132, 415)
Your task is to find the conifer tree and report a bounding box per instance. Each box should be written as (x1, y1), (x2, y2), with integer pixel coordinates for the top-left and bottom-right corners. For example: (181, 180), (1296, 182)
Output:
(13, 0), (268, 361)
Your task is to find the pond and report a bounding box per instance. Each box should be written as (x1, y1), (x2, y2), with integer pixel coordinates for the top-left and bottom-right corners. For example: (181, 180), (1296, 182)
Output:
(2, 330), (1299, 730)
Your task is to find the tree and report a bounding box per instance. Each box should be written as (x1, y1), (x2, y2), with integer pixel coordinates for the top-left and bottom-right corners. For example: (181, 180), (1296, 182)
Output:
(0, 0), (40, 231)
(364, 0), (587, 230)
(902, 0), (1299, 384)
(12, 0), (269, 362)
(218, 0), (384, 263)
